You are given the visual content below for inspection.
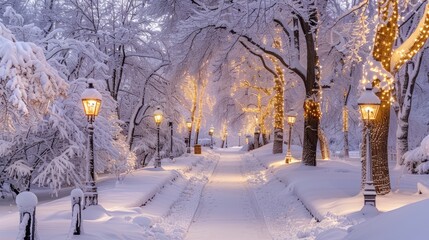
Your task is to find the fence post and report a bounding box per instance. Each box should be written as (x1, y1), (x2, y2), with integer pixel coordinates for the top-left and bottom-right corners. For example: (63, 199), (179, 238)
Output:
(70, 188), (83, 235)
(16, 191), (38, 240)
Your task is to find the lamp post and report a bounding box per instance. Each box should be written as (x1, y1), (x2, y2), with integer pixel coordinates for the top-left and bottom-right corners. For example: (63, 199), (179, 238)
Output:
(186, 118), (192, 153)
(209, 126), (214, 149)
(169, 121), (173, 160)
(357, 84), (381, 208)
(154, 107), (163, 168)
(81, 82), (102, 208)
(225, 130), (228, 148)
(238, 132), (241, 147)
(285, 110), (298, 163)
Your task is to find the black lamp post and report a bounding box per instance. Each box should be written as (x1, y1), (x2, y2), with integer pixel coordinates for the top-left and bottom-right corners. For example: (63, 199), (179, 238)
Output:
(285, 110), (297, 163)
(238, 132), (241, 147)
(209, 126), (214, 149)
(81, 82), (102, 208)
(186, 118), (192, 153)
(154, 107), (163, 168)
(358, 84), (381, 208)
(225, 130), (228, 148)
(169, 121), (173, 160)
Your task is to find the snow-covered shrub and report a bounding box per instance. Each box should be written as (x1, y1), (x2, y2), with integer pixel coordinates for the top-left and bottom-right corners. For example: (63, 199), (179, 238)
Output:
(404, 135), (429, 174)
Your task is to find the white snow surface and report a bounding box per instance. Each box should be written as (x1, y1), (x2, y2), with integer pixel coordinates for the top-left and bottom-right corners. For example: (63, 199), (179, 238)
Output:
(1, 145), (429, 239)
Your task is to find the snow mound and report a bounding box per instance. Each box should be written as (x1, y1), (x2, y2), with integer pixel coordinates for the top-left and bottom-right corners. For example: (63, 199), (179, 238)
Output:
(344, 199), (429, 240)
(82, 205), (111, 220)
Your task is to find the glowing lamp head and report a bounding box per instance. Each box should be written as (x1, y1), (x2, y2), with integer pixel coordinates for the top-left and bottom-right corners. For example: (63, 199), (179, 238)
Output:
(255, 126), (260, 134)
(357, 84), (381, 121)
(209, 126), (214, 135)
(186, 118), (192, 130)
(153, 107), (163, 125)
(238, 132), (241, 137)
(81, 83), (102, 119)
(286, 110), (298, 125)
(225, 130), (228, 136)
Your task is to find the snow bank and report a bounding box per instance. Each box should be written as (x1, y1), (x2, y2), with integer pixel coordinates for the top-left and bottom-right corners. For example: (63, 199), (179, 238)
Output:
(345, 199), (429, 240)
(403, 135), (429, 174)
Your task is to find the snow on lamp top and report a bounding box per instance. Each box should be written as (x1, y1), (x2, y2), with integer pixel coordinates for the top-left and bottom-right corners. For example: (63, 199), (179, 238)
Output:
(357, 84), (381, 121)
(16, 191), (38, 211)
(81, 82), (102, 118)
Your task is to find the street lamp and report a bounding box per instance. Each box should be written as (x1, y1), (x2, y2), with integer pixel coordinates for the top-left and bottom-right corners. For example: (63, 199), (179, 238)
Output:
(357, 84), (381, 208)
(186, 118), (192, 153)
(81, 82), (102, 208)
(238, 132), (241, 147)
(154, 107), (163, 168)
(169, 121), (173, 160)
(209, 126), (214, 149)
(285, 110), (298, 163)
(225, 130), (228, 148)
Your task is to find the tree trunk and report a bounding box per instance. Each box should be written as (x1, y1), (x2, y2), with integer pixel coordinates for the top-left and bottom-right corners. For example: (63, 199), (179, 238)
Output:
(318, 127), (330, 160)
(262, 133), (268, 145)
(362, 92), (391, 195)
(273, 128), (283, 154)
(254, 132), (260, 149)
(194, 129), (200, 145)
(344, 131), (350, 158)
(302, 99), (320, 166)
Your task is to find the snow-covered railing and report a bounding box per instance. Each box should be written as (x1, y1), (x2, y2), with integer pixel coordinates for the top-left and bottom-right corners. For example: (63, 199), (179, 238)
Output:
(16, 191), (38, 240)
(69, 188), (83, 236)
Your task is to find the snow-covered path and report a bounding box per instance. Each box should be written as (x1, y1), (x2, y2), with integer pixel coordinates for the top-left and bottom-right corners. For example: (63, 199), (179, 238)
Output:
(186, 150), (271, 240)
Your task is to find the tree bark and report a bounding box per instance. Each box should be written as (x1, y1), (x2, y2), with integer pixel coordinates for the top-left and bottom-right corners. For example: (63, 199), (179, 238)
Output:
(302, 99), (320, 166)
(318, 127), (330, 160)
(273, 128), (283, 154)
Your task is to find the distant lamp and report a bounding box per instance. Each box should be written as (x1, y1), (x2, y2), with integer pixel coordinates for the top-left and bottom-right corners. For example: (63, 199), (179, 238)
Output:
(186, 118), (192, 153)
(153, 107), (163, 168)
(285, 110), (298, 163)
(357, 84), (381, 208)
(209, 126), (214, 149)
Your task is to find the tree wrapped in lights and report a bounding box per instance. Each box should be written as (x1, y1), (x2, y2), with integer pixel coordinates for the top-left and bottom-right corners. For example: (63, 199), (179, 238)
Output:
(271, 39), (285, 154)
(362, 1), (429, 194)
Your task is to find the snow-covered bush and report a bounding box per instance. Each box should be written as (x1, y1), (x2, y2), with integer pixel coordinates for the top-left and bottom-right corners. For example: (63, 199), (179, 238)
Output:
(404, 135), (429, 174)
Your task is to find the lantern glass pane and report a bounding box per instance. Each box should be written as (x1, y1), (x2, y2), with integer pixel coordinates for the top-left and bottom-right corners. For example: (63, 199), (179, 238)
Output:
(82, 99), (101, 116)
(154, 114), (162, 124)
(359, 104), (380, 120)
(287, 116), (296, 124)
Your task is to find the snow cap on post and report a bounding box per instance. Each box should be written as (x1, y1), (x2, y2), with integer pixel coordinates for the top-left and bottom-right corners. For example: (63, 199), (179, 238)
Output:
(16, 191), (38, 211)
(81, 81), (102, 118)
(357, 84), (381, 121)
(71, 188), (84, 199)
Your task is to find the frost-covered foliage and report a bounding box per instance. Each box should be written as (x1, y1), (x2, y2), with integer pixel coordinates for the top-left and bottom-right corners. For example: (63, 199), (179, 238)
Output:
(404, 135), (429, 174)
(0, 20), (136, 195)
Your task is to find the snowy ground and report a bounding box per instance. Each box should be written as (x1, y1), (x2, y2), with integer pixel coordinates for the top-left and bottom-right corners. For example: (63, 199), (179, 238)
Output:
(1, 145), (429, 239)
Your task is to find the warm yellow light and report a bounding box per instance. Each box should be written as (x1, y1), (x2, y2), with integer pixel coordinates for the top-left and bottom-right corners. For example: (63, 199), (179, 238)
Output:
(357, 85), (381, 121)
(186, 118), (192, 130)
(286, 110), (298, 125)
(209, 126), (214, 135)
(154, 108), (163, 125)
(81, 83), (102, 118)
(359, 105), (380, 121)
